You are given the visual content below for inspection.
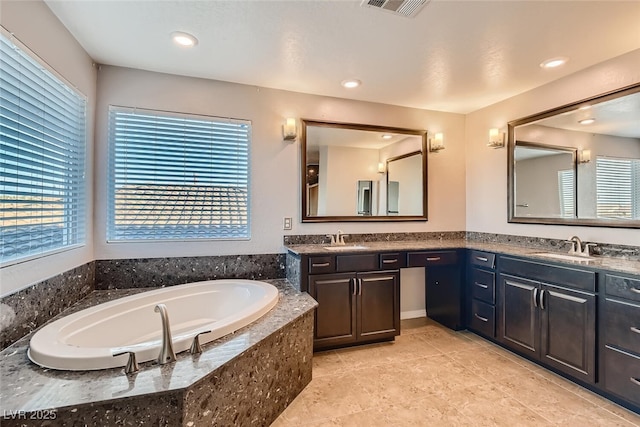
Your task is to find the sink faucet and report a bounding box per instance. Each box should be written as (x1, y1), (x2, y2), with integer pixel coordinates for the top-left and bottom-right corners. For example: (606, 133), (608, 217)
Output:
(326, 230), (348, 246)
(154, 304), (176, 365)
(568, 236), (583, 255)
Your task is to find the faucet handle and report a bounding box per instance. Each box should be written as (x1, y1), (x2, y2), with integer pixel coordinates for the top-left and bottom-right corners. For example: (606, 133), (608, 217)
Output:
(190, 330), (212, 354)
(584, 243), (597, 256)
(325, 234), (336, 245)
(340, 234), (349, 245)
(113, 350), (139, 375)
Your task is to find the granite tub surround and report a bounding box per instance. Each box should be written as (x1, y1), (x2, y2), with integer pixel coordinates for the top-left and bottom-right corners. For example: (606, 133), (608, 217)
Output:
(95, 253), (287, 290)
(0, 262), (95, 350)
(0, 279), (317, 426)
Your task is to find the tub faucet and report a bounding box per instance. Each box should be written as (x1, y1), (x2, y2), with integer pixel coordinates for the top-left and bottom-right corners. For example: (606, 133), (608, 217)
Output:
(154, 304), (176, 365)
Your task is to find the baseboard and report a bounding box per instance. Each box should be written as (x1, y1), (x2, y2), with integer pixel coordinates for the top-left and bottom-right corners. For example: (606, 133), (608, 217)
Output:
(400, 309), (426, 320)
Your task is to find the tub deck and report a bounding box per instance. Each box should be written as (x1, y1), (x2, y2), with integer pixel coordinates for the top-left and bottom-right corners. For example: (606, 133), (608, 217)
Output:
(0, 279), (317, 426)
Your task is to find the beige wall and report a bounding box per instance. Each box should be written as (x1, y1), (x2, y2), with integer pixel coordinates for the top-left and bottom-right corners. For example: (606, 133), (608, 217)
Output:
(0, 1), (97, 296)
(2, 0), (638, 301)
(93, 65), (467, 260)
(465, 49), (640, 245)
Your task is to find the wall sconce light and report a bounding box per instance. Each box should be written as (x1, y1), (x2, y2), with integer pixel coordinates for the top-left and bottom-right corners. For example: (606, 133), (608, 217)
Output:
(487, 128), (505, 148)
(428, 132), (444, 152)
(377, 162), (386, 174)
(282, 118), (297, 141)
(578, 149), (591, 164)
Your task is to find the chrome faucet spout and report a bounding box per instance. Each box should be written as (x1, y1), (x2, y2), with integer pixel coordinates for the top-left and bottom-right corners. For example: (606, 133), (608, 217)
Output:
(154, 304), (176, 365)
(568, 236), (583, 255)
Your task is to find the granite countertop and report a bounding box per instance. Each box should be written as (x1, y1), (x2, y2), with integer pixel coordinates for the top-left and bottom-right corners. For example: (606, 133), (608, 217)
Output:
(285, 239), (640, 276)
(0, 279), (317, 412)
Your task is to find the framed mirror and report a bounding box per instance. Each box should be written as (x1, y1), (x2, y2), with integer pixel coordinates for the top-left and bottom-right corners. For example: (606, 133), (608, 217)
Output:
(301, 119), (427, 222)
(508, 83), (640, 228)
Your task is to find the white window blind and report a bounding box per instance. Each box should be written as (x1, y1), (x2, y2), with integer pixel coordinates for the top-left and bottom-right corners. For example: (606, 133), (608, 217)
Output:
(558, 169), (575, 218)
(107, 106), (250, 241)
(0, 33), (86, 264)
(596, 156), (640, 219)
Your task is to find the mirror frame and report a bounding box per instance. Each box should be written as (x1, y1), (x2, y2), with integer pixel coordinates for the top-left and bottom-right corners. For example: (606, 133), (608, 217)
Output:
(507, 82), (640, 228)
(301, 119), (428, 222)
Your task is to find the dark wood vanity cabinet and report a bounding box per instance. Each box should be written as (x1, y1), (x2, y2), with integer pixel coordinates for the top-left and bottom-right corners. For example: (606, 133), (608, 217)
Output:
(408, 250), (463, 330)
(498, 257), (596, 384)
(601, 273), (640, 407)
(307, 253), (400, 350)
(466, 250), (497, 338)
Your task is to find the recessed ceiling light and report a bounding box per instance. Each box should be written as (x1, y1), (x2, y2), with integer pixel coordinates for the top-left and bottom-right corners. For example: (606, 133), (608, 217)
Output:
(540, 57), (568, 69)
(578, 118), (595, 125)
(171, 31), (198, 47)
(381, 134), (393, 140)
(341, 79), (361, 89)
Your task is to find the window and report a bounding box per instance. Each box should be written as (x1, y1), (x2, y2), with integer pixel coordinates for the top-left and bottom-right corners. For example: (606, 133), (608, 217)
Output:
(558, 169), (575, 218)
(0, 33), (87, 265)
(107, 106), (250, 241)
(596, 156), (640, 219)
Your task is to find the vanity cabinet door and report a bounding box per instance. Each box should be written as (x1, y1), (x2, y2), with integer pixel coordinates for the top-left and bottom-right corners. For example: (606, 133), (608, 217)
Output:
(309, 273), (357, 348)
(500, 274), (540, 359)
(357, 271), (400, 341)
(540, 284), (596, 384)
(426, 266), (463, 330)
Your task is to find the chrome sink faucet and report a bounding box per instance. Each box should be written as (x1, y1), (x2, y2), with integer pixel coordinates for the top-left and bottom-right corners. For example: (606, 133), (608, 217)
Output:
(154, 304), (176, 365)
(568, 236), (583, 255)
(326, 230), (349, 246)
(567, 236), (597, 257)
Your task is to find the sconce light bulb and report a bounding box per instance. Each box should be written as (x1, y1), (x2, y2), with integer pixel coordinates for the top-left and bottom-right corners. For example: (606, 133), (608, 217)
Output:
(283, 118), (297, 141)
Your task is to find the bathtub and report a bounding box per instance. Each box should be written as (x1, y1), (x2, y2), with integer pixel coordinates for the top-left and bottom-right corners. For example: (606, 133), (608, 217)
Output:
(28, 279), (279, 371)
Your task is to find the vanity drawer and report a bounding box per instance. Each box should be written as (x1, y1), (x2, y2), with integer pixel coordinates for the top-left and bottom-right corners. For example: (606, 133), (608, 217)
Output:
(604, 298), (640, 355)
(407, 251), (458, 267)
(469, 299), (495, 338)
(500, 256), (596, 292)
(308, 256), (335, 274)
(471, 268), (495, 304)
(469, 250), (496, 270)
(603, 346), (640, 406)
(379, 252), (406, 270)
(605, 274), (640, 303)
(336, 253), (378, 272)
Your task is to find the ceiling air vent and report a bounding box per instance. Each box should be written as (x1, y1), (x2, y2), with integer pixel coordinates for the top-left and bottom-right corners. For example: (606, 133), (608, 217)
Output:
(361, 0), (431, 18)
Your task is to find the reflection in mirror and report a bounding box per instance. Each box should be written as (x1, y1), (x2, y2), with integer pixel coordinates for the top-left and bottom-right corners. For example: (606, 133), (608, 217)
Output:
(357, 180), (374, 215)
(508, 83), (640, 228)
(302, 120), (427, 222)
(514, 143), (576, 218)
(387, 151), (423, 216)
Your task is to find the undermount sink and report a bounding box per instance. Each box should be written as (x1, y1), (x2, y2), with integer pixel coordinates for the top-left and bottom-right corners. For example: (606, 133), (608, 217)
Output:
(323, 245), (369, 251)
(533, 252), (595, 262)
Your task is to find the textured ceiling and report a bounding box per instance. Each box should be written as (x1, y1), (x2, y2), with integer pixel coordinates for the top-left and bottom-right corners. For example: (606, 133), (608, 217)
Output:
(44, 0), (640, 113)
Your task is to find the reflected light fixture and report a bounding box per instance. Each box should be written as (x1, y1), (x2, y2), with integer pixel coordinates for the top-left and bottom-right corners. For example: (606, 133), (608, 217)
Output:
(578, 149), (591, 164)
(341, 79), (361, 89)
(377, 162), (386, 174)
(428, 132), (444, 152)
(171, 31), (198, 47)
(540, 57), (568, 69)
(578, 118), (596, 125)
(487, 128), (505, 148)
(282, 118), (297, 141)
(381, 134), (393, 140)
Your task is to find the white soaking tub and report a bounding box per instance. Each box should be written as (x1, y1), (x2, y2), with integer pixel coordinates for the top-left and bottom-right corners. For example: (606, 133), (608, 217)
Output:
(28, 279), (279, 371)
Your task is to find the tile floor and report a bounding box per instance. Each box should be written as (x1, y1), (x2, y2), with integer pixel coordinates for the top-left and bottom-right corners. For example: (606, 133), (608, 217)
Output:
(272, 317), (640, 426)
